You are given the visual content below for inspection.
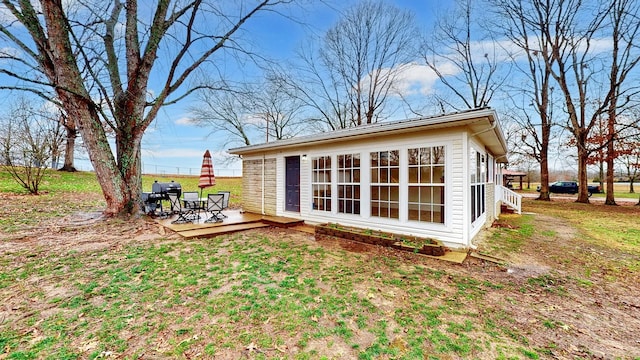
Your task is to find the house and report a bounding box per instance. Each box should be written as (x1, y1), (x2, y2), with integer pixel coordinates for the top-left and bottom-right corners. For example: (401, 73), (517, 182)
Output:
(228, 108), (520, 249)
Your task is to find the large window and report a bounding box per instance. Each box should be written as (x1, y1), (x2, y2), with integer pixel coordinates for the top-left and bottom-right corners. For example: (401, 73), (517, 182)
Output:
(408, 146), (445, 223)
(312, 156), (331, 211)
(470, 149), (486, 223)
(370, 150), (399, 219)
(338, 153), (361, 214)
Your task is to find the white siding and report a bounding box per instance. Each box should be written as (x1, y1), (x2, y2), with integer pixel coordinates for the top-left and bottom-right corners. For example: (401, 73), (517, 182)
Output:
(449, 136), (466, 246)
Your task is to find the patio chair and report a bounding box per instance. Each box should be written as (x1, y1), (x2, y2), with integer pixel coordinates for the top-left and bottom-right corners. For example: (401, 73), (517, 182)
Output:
(204, 193), (225, 223)
(217, 191), (230, 218)
(182, 191), (202, 221)
(168, 193), (195, 224)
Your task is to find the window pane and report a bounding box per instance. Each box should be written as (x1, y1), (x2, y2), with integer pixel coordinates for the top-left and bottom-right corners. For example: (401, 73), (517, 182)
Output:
(389, 150), (399, 166)
(380, 151), (388, 166)
(408, 203), (419, 220)
(434, 186), (444, 204)
(408, 186), (419, 202)
(420, 147), (430, 165)
(380, 168), (388, 183)
(420, 187), (432, 203)
(380, 186), (388, 201)
(390, 186), (399, 201)
(353, 169), (360, 182)
(371, 186), (379, 200)
(434, 166), (444, 183)
(409, 167), (418, 183)
(420, 166), (431, 183)
(434, 146), (445, 164)
(433, 205), (444, 223)
(408, 148), (418, 165)
(390, 168), (399, 183)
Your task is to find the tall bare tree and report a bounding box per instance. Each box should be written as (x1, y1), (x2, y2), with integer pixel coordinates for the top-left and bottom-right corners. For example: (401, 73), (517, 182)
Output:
(0, 97), (59, 194)
(423, 0), (504, 111)
(494, 0), (639, 204)
(491, 0), (560, 201)
(0, 0), (292, 216)
(296, 0), (418, 129)
(250, 74), (306, 142)
(602, 0), (640, 205)
(544, 0), (613, 203)
(191, 83), (254, 148)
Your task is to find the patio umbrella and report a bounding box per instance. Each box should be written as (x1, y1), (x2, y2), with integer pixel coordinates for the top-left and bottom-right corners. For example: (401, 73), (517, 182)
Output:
(198, 149), (216, 197)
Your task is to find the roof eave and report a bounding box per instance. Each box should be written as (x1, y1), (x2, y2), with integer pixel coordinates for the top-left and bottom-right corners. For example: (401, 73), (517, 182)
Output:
(228, 108), (508, 158)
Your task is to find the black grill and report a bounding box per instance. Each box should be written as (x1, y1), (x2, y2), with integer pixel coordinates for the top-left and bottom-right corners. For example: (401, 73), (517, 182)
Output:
(151, 180), (182, 198)
(142, 180), (182, 217)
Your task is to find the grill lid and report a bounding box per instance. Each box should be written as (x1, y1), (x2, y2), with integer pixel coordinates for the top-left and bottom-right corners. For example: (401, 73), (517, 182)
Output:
(151, 180), (182, 197)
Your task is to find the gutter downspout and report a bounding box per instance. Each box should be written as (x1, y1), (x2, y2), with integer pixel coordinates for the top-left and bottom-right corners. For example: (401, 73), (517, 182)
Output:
(261, 154), (265, 215)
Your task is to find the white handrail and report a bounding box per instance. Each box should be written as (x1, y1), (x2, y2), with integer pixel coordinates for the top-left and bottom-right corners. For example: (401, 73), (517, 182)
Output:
(498, 185), (522, 214)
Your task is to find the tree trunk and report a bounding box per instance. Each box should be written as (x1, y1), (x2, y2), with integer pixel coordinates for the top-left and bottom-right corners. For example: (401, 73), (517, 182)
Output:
(537, 112), (551, 201)
(115, 121), (144, 216)
(605, 153), (616, 205)
(59, 125), (77, 172)
(605, 109), (616, 205)
(576, 145), (590, 203)
(537, 151), (551, 201)
(62, 95), (128, 216)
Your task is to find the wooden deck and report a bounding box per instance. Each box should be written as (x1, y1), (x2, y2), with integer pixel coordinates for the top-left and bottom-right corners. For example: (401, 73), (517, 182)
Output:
(156, 210), (304, 239)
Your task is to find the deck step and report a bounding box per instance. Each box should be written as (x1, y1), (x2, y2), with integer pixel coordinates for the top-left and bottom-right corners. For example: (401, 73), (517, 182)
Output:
(261, 215), (305, 227)
(178, 222), (270, 239)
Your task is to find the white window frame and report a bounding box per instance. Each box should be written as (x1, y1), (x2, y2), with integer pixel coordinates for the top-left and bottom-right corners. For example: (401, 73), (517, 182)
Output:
(311, 155), (331, 212)
(337, 153), (361, 215)
(407, 146), (446, 224)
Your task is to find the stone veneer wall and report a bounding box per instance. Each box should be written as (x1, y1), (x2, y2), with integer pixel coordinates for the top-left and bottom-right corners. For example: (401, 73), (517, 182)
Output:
(241, 158), (277, 215)
(263, 158), (277, 215)
(485, 183), (496, 227)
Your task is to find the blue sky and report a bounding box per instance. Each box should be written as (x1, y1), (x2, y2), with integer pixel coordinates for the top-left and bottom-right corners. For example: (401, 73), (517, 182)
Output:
(134, 0), (451, 177)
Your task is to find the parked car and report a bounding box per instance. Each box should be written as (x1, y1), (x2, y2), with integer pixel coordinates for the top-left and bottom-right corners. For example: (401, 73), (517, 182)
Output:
(536, 181), (602, 197)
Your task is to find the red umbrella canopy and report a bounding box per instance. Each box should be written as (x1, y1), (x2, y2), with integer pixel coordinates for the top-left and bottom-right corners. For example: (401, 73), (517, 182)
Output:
(198, 150), (216, 189)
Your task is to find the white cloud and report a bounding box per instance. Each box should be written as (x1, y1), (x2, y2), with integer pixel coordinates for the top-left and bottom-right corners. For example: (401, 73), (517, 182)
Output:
(390, 62), (460, 97)
(175, 116), (196, 125)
